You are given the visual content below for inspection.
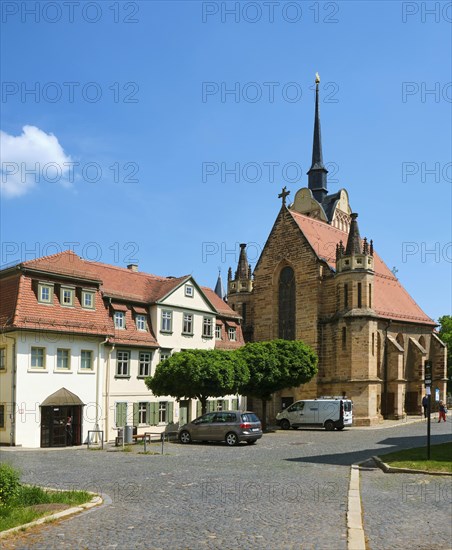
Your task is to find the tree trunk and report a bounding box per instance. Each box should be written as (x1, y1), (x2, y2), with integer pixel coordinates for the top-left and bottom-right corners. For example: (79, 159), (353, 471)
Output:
(261, 399), (268, 431)
(200, 396), (208, 415)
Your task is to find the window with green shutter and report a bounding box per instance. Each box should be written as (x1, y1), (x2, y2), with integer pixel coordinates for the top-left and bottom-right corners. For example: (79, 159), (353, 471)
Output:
(149, 402), (158, 425)
(167, 402), (174, 423)
(133, 403), (139, 426)
(231, 398), (239, 410)
(207, 400), (215, 412)
(116, 402), (127, 427)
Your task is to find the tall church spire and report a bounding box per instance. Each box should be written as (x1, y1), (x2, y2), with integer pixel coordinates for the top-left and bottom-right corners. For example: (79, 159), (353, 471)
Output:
(307, 73), (328, 203)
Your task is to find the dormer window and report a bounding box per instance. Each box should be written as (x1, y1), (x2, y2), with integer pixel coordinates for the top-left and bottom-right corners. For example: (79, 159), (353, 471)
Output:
(185, 284), (194, 297)
(38, 283), (53, 304)
(114, 311), (125, 329)
(82, 290), (95, 309)
(136, 315), (146, 331)
(60, 286), (74, 307)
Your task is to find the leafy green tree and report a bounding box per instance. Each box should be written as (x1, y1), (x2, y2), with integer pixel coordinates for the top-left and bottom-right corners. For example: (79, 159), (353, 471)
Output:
(145, 349), (249, 415)
(438, 315), (452, 392)
(238, 339), (318, 429)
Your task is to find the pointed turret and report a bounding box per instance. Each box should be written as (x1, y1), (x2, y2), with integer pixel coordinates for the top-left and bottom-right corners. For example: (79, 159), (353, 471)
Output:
(336, 213), (374, 273)
(214, 270), (226, 300)
(345, 213), (362, 255)
(227, 243), (254, 342)
(307, 73), (328, 203)
(235, 244), (249, 279)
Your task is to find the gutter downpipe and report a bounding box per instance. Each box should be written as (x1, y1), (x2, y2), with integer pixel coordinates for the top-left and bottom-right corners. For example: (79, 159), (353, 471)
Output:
(4, 333), (17, 447)
(97, 336), (109, 443)
(104, 342), (115, 442)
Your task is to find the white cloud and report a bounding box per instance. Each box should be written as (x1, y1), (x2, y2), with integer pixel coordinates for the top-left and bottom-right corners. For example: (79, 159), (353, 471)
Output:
(0, 125), (73, 198)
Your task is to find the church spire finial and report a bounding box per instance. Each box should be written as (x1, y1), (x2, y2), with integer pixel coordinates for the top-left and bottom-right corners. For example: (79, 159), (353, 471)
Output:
(307, 73), (328, 203)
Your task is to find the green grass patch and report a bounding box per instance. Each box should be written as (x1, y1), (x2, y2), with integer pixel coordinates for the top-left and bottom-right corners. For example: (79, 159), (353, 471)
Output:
(0, 483), (92, 532)
(379, 442), (452, 473)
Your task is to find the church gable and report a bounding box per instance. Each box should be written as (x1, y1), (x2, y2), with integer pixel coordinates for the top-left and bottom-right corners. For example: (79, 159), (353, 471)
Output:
(252, 207), (324, 344)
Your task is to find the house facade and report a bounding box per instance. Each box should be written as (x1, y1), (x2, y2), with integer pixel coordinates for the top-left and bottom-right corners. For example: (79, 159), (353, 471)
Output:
(0, 251), (244, 447)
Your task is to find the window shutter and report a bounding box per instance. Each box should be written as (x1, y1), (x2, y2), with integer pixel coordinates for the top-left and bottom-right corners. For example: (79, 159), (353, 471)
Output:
(167, 401), (174, 423)
(196, 401), (202, 417)
(150, 402), (158, 425)
(207, 400), (215, 412)
(133, 403), (139, 426)
(232, 398), (239, 410)
(222, 399), (229, 410)
(146, 402), (151, 425)
(116, 402), (126, 427)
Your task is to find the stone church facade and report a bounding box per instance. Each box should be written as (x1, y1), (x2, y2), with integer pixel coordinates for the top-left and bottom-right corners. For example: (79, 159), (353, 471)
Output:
(227, 75), (447, 426)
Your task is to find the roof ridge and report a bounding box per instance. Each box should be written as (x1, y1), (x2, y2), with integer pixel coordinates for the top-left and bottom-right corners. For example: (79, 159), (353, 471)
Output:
(22, 249), (79, 266)
(85, 258), (187, 282)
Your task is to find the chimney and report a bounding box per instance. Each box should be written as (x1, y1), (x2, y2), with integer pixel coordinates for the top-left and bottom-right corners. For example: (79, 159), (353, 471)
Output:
(127, 264), (138, 272)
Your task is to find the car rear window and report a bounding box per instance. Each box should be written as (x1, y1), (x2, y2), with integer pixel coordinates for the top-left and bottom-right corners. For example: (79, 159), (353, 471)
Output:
(342, 401), (352, 412)
(241, 413), (260, 423)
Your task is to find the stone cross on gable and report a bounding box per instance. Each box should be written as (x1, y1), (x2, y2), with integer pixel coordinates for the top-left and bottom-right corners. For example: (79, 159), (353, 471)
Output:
(278, 186), (290, 206)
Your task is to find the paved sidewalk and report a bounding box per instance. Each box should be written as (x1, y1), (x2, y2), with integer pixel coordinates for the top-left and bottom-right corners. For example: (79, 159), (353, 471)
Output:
(360, 463), (452, 550)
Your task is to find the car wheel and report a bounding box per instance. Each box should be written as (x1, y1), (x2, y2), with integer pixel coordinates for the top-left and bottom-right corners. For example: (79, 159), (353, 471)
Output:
(179, 430), (192, 444)
(324, 420), (335, 431)
(280, 419), (290, 430)
(246, 439), (257, 445)
(225, 432), (239, 446)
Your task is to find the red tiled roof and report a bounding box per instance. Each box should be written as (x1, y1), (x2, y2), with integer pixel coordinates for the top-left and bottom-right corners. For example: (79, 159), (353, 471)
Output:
(201, 287), (240, 319)
(0, 274), (20, 327)
(289, 210), (435, 326)
(12, 274), (113, 337)
(2, 251), (243, 346)
(20, 250), (188, 304)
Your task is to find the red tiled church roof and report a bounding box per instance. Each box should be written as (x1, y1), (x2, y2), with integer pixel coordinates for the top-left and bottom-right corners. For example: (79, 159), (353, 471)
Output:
(289, 210), (435, 326)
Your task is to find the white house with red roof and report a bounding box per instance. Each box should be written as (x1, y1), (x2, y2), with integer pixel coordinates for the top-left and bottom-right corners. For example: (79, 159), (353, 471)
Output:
(0, 251), (244, 447)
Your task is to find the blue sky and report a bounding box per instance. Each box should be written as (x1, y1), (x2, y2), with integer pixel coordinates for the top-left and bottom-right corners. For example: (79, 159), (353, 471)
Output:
(1, 0), (451, 323)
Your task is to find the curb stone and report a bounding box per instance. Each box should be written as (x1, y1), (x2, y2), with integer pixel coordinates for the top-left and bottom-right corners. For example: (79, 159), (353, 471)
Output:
(372, 455), (452, 476)
(0, 491), (103, 539)
(347, 464), (366, 550)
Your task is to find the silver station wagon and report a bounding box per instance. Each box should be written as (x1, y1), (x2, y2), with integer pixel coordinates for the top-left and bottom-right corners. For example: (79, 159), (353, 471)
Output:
(178, 411), (263, 446)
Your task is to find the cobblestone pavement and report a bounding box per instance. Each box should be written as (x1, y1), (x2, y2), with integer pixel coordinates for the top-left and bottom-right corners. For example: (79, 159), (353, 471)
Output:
(1, 420), (451, 549)
(360, 465), (452, 550)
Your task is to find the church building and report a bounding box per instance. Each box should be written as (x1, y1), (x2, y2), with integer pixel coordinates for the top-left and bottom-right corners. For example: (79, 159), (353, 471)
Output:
(227, 74), (447, 425)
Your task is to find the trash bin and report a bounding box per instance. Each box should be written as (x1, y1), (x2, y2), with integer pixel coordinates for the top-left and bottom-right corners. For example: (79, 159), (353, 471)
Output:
(124, 425), (133, 444)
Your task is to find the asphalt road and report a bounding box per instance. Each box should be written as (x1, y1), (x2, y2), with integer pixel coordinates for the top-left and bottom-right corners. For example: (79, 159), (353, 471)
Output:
(1, 420), (451, 549)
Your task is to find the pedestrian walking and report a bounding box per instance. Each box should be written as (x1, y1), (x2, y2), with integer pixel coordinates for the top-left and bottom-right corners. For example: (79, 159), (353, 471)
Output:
(65, 415), (73, 445)
(438, 401), (447, 423)
(422, 395), (428, 418)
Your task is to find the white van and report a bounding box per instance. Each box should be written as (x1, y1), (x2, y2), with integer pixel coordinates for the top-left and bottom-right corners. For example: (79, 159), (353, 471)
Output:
(276, 397), (353, 431)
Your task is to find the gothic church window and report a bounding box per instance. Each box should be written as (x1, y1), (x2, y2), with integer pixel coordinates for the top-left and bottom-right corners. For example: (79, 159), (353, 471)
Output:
(278, 266), (295, 340)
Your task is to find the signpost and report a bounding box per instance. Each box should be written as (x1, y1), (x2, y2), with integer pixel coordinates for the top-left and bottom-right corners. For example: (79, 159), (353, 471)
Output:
(424, 360), (432, 459)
